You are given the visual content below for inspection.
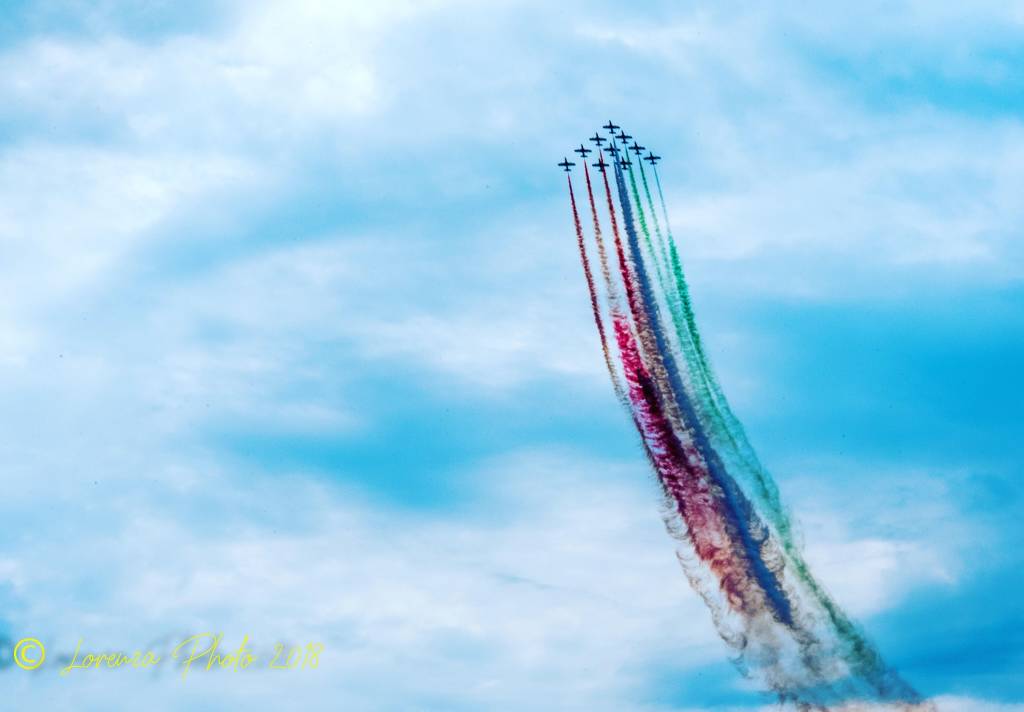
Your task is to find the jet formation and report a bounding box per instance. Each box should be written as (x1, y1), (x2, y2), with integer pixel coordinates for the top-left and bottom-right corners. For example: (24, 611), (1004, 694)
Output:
(560, 121), (661, 175)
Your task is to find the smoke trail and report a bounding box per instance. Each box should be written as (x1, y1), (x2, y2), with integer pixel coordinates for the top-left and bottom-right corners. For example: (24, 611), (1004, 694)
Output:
(561, 130), (929, 709)
(645, 162), (923, 702)
(578, 159), (776, 635)
(567, 171), (625, 404)
(610, 150), (796, 629)
(583, 159), (629, 332)
(627, 156), (724, 435)
(648, 163), (781, 512)
(634, 158), (740, 450)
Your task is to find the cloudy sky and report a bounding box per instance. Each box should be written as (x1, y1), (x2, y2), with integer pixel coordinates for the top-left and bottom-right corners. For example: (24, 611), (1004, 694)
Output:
(0, 1), (1022, 710)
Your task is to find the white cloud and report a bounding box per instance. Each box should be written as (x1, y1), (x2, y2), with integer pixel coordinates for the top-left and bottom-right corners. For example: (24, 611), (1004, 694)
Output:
(667, 129), (1024, 273)
(580, 7), (1024, 295)
(125, 216), (609, 395)
(0, 8), (374, 143)
(0, 450), (722, 710)
(778, 463), (975, 617)
(0, 2), (1017, 708)
(930, 698), (1024, 712)
(1, 447), (971, 711)
(0, 143), (262, 308)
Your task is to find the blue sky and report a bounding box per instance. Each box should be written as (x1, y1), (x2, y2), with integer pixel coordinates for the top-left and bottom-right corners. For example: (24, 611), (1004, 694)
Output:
(0, 1), (1022, 710)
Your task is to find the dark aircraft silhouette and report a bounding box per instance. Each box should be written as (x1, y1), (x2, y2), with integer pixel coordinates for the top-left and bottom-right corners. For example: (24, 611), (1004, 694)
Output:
(616, 131), (632, 143)
(592, 157), (609, 173)
(629, 142), (646, 155)
(606, 144), (620, 156)
(574, 144), (592, 158)
(619, 157), (632, 169)
(588, 132), (607, 146)
(558, 157), (575, 172)
(603, 121), (620, 133)
(643, 152), (661, 165)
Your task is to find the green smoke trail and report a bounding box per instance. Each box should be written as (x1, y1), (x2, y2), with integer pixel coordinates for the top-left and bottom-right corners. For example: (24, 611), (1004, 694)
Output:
(618, 152), (674, 329)
(642, 162), (925, 702)
(628, 158), (777, 517)
(626, 160), (731, 442)
(642, 162), (787, 530)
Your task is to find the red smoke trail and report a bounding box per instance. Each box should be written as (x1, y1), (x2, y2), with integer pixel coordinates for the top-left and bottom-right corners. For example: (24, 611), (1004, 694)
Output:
(597, 155), (764, 616)
(567, 173), (622, 401)
(583, 162), (621, 307)
(611, 313), (764, 616)
(581, 162), (628, 405)
(583, 162), (623, 315)
(599, 152), (652, 354)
